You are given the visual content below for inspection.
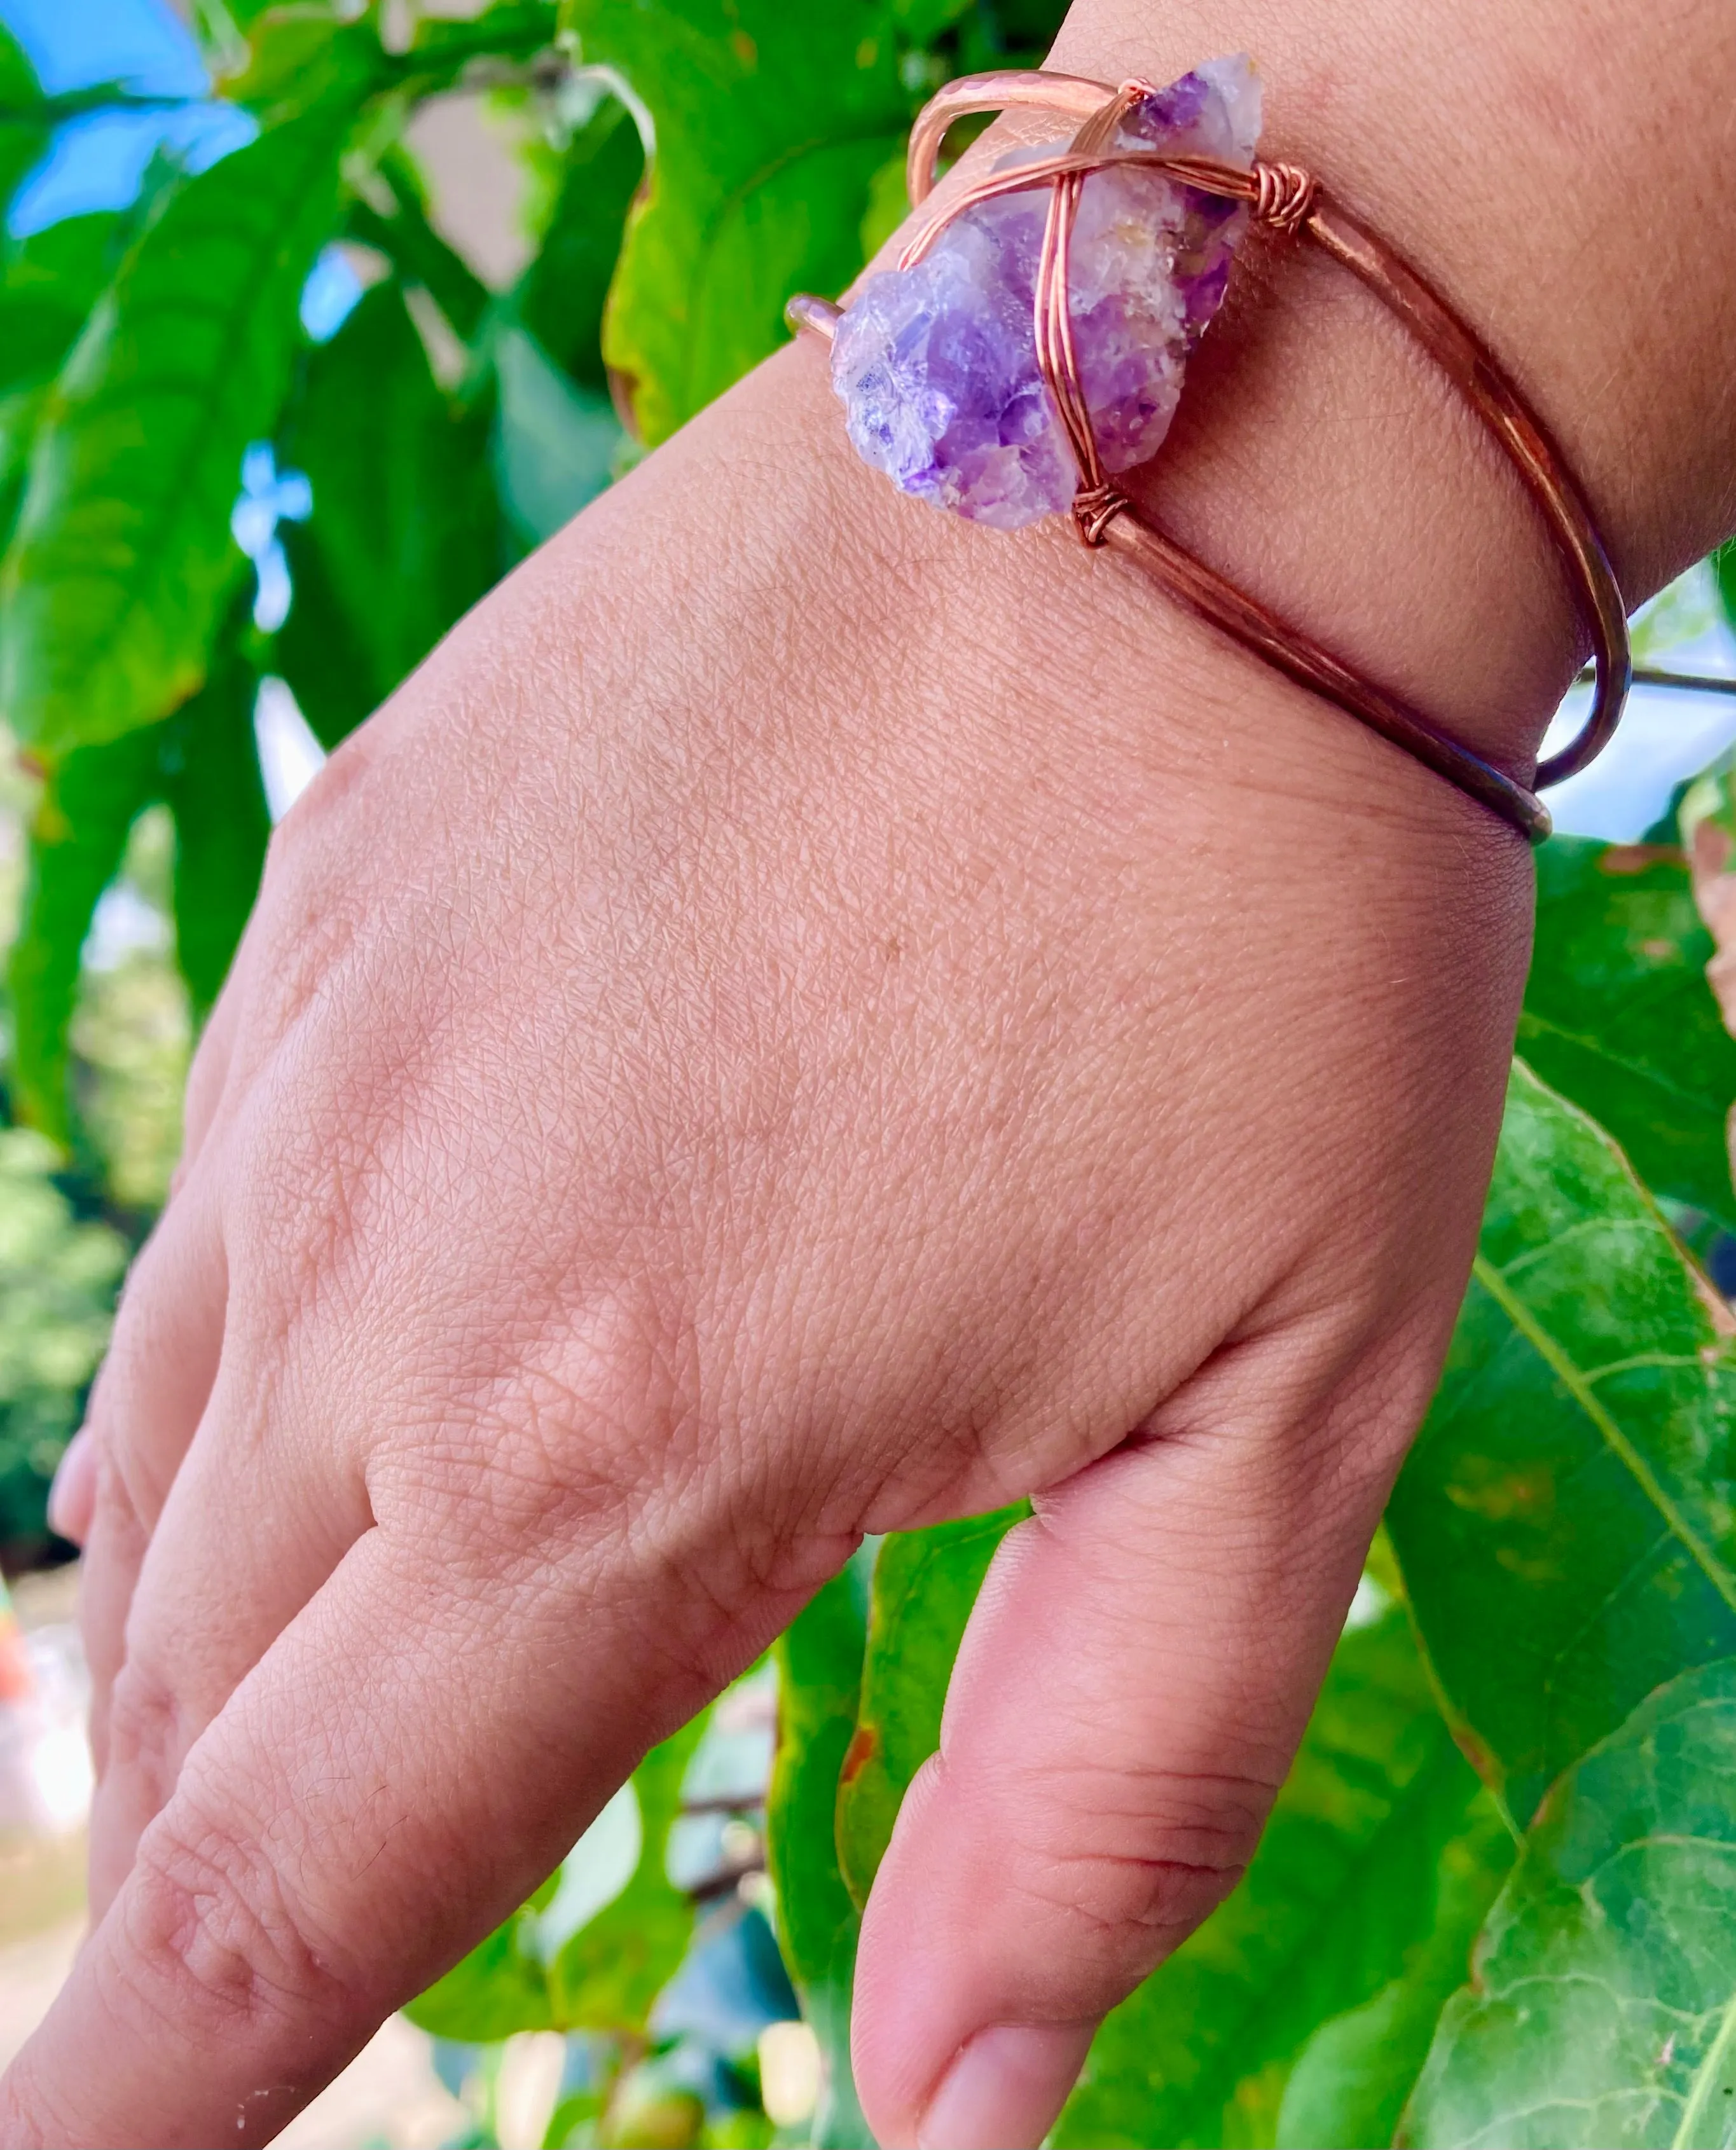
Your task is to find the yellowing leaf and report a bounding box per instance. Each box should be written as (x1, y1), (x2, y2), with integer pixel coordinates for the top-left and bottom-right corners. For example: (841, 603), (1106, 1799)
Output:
(565, 0), (913, 443)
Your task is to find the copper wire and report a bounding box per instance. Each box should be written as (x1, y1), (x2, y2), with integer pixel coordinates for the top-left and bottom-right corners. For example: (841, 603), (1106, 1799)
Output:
(794, 70), (1635, 843)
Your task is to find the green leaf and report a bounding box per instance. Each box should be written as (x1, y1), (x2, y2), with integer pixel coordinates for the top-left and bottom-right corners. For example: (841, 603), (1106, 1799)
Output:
(218, 4), (385, 122)
(834, 1506), (1024, 1910)
(0, 106), (350, 756)
(0, 20), (41, 104)
(1713, 538), (1735, 637)
(566, 0), (913, 443)
(0, 216), (128, 555)
(1679, 743), (1736, 860)
(0, 215), (127, 397)
(1276, 1787), (1513, 2149)
(162, 612), (268, 1018)
(347, 148), (490, 345)
(0, 123), (48, 238)
(0, 1126), (127, 1547)
(272, 521), (375, 749)
(514, 94), (643, 393)
(1053, 1604), (1511, 2150)
(7, 724), (167, 1141)
(1405, 1657), (1736, 2149)
(0, 24), (49, 226)
(404, 3), (558, 78)
(546, 1711), (708, 2030)
(1389, 1060), (1736, 1829)
(492, 324), (620, 552)
(406, 1710), (708, 2042)
(1519, 836), (1736, 1229)
(767, 1555), (874, 2150)
(275, 279), (498, 740)
(402, 1870), (561, 2043)
(890, 0), (975, 39)
(858, 146), (911, 260)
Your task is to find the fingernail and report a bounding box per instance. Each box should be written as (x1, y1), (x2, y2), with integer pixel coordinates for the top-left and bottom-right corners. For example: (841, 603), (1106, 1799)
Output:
(48, 1428), (97, 1545)
(916, 2022), (1096, 2150)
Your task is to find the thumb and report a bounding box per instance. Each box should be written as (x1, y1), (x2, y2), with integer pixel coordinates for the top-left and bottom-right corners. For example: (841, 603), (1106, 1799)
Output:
(850, 1327), (1419, 2150)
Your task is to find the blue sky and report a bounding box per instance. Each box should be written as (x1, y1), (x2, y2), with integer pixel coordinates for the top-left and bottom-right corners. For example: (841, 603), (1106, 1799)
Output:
(3, 0), (252, 233)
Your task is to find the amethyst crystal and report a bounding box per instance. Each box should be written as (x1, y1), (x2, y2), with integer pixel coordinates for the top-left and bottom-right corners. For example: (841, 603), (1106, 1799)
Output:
(831, 56), (1261, 529)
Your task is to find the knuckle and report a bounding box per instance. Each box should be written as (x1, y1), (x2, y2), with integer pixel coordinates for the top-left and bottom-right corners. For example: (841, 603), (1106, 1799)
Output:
(111, 1789), (361, 2051)
(0, 2051), (86, 2146)
(103, 1659), (186, 1812)
(992, 1761), (1276, 2004)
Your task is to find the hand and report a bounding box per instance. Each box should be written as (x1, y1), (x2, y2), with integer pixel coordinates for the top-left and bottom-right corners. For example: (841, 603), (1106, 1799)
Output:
(7, 0), (1733, 2137)
(1, 326), (1524, 2144)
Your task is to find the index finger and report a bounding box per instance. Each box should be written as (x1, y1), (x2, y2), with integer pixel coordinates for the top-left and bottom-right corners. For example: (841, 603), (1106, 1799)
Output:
(0, 1522), (755, 2148)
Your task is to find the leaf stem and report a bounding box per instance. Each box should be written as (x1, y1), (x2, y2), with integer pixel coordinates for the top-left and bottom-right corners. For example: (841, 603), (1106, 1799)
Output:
(1669, 1974), (1736, 2149)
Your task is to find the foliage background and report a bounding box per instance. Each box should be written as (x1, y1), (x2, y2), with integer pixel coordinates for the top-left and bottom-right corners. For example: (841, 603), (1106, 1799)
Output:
(3, 2), (1736, 2145)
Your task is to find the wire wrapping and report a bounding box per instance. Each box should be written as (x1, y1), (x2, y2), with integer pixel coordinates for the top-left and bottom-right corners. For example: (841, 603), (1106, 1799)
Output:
(794, 70), (1636, 843)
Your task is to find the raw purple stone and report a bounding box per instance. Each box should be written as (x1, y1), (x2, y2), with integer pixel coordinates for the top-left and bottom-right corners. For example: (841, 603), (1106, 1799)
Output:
(831, 55), (1261, 529)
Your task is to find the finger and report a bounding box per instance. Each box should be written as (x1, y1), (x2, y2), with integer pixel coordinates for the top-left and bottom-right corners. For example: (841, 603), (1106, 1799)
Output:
(87, 1343), (367, 1913)
(77, 1183), (228, 1840)
(46, 1429), (96, 1545)
(85, 1176), (228, 1530)
(851, 1323), (1424, 2150)
(77, 1457), (149, 1784)
(0, 1520), (819, 2148)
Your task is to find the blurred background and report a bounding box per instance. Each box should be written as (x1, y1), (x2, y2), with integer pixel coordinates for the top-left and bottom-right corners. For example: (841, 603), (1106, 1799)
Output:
(0, 1), (1733, 2144)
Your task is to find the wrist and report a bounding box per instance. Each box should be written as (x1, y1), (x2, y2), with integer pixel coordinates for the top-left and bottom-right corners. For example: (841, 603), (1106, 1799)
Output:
(963, 0), (1736, 774)
(692, 346), (1533, 878)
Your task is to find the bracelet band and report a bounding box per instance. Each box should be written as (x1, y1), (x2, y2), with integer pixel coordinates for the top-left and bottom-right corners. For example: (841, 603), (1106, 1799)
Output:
(789, 67), (1634, 845)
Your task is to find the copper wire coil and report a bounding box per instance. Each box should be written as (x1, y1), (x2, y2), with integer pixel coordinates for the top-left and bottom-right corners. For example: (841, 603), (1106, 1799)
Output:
(792, 69), (1635, 844)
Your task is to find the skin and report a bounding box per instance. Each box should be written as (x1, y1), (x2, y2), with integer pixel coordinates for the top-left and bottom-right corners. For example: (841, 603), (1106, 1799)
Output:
(5, 0), (1735, 2141)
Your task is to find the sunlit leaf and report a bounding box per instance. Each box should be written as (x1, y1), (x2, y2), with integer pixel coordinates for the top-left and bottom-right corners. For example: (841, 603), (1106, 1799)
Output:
(0, 106), (350, 755)
(566, 0), (913, 443)
(767, 1554), (875, 2150)
(1405, 1657), (1736, 2149)
(834, 1507), (1023, 1910)
(1054, 1606), (1511, 2150)
(1519, 836), (1736, 1229)
(1389, 1060), (1736, 1828)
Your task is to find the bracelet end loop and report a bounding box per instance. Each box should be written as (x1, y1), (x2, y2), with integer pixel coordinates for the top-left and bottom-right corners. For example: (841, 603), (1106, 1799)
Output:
(1072, 484), (1132, 547)
(1250, 160), (1319, 237)
(786, 292), (841, 345)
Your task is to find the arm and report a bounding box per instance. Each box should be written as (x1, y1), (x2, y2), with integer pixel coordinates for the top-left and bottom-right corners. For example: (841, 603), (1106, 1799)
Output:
(5, 0), (1733, 2145)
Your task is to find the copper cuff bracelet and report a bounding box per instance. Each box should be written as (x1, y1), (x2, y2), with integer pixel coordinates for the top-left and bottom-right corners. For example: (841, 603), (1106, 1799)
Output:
(788, 68), (1633, 844)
